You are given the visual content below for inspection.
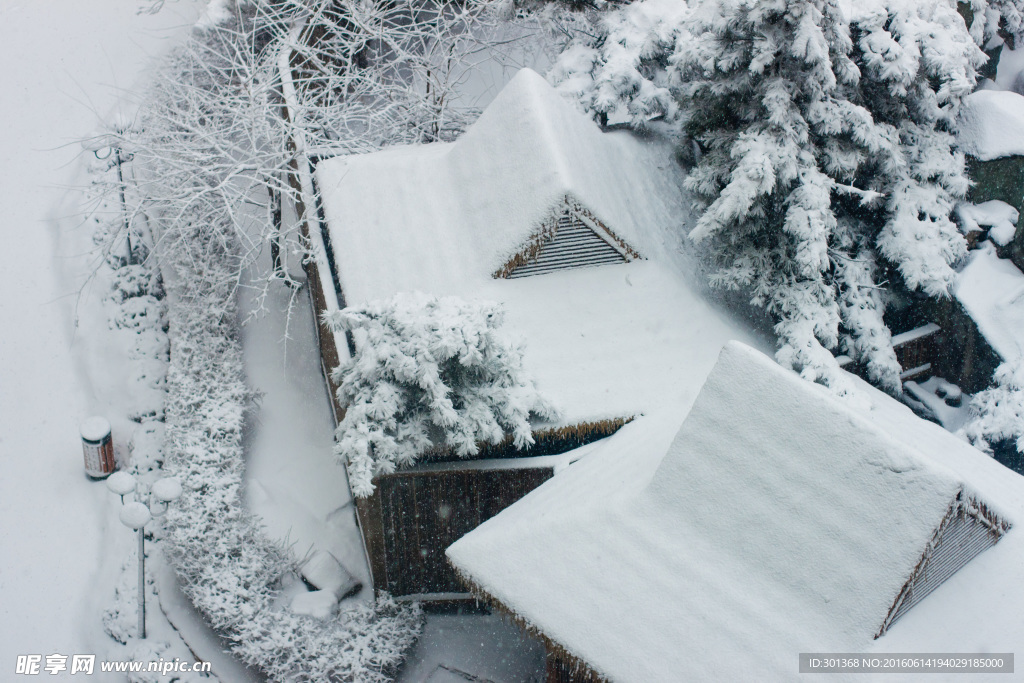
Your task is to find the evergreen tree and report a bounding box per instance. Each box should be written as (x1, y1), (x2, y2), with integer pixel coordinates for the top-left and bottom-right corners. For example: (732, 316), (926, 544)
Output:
(327, 293), (558, 496)
(548, 0), (689, 127)
(963, 357), (1024, 454)
(551, 0), (985, 394)
(677, 0), (896, 390)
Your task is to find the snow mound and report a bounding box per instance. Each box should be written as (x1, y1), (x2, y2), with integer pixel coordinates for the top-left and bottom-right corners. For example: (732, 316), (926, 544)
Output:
(957, 90), (1024, 161)
(301, 550), (360, 600)
(448, 341), (1016, 681)
(119, 502), (151, 530)
(956, 200), (1020, 246)
(290, 590), (338, 620)
(955, 242), (1024, 362)
(106, 471), (137, 497)
(80, 416), (111, 442)
(151, 477), (182, 503)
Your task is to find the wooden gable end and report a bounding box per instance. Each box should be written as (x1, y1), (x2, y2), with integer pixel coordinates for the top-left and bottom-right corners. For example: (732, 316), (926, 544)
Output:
(495, 198), (640, 279)
(877, 491), (1010, 637)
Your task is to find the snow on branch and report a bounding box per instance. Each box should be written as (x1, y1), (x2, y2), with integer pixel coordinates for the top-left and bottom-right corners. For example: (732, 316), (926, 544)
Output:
(548, 0), (985, 397)
(327, 293), (559, 497)
(962, 358), (1024, 455)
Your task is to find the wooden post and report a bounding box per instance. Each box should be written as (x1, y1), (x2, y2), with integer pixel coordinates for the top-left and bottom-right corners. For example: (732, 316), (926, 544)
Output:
(138, 526), (146, 639)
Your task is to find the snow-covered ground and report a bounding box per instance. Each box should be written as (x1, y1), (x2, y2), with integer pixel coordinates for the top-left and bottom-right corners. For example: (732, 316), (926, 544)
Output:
(239, 253), (373, 602)
(0, 0), (203, 677)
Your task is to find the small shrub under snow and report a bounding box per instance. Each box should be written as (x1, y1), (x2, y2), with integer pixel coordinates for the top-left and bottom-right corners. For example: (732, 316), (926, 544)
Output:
(327, 292), (559, 497)
(962, 358), (1024, 454)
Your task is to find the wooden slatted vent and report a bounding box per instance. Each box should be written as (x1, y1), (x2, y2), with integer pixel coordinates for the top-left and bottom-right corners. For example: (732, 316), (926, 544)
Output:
(508, 209), (627, 279)
(878, 492), (1010, 636)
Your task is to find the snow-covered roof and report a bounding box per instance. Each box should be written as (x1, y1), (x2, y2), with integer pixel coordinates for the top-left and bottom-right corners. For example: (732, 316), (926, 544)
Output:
(955, 242), (1024, 362)
(447, 342), (1021, 681)
(957, 89), (1024, 161)
(315, 68), (762, 426)
(316, 68), (689, 298)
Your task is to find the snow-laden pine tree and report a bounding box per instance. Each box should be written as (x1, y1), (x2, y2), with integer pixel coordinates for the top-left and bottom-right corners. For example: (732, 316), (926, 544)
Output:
(853, 0), (983, 296)
(548, 0), (689, 127)
(960, 0), (1024, 48)
(838, 0), (985, 386)
(326, 293), (558, 497)
(549, 0), (985, 394)
(676, 0), (902, 391)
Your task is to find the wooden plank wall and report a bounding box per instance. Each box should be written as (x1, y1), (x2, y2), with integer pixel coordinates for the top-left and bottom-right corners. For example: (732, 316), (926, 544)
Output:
(893, 327), (939, 378)
(359, 466), (555, 597)
(546, 647), (606, 683)
(302, 256), (345, 422)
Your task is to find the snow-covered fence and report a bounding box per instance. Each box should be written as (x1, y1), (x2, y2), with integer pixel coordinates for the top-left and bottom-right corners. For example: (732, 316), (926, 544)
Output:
(350, 418), (627, 599)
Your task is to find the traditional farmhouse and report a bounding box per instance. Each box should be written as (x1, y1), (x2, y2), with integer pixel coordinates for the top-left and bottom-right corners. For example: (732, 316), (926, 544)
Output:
(448, 341), (1019, 682)
(306, 68), (763, 598)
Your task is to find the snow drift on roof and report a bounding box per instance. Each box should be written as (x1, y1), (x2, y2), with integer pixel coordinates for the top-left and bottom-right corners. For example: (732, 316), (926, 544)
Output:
(955, 242), (1024, 363)
(957, 89), (1024, 161)
(448, 342), (1015, 681)
(314, 68), (687, 303)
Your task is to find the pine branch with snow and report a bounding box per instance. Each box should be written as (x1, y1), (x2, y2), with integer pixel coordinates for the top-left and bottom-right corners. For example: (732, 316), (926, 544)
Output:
(676, 0), (878, 391)
(960, 0), (1024, 49)
(854, 0), (983, 298)
(833, 226), (901, 391)
(548, 0), (688, 127)
(327, 293), (558, 497)
(962, 358), (1024, 454)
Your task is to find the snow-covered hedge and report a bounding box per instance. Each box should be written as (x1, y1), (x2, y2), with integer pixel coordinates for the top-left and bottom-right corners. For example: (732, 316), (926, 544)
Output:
(162, 221), (421, 681)
(327, 293), (558, 496)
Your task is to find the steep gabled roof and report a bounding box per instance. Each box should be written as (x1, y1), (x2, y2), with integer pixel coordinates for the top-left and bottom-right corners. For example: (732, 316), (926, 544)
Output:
(447, 342), (1016, 681)
(314, 68), (686, 303)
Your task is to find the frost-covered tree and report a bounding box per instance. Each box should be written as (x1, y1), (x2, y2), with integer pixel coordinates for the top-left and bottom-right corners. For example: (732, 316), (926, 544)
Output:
(548, 0), (689, 127)
(676, 0), (898, 390)
(853, 0), (983, 296)
(962, 358), (1024, 453)
(327, 293), (558, 497)
(549, 0), (985, 394)
(960, 0), (1024, 48)
(102, 0), (536, 311)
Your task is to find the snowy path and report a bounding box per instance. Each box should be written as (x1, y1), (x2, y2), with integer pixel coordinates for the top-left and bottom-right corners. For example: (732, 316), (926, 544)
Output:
(0, 1), (200, 675)
(239, 255), (373, 599)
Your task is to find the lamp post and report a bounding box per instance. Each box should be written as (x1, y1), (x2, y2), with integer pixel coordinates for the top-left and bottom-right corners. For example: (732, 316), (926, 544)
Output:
(106, 472), (182, 639)
(81, 130), (136, 264)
